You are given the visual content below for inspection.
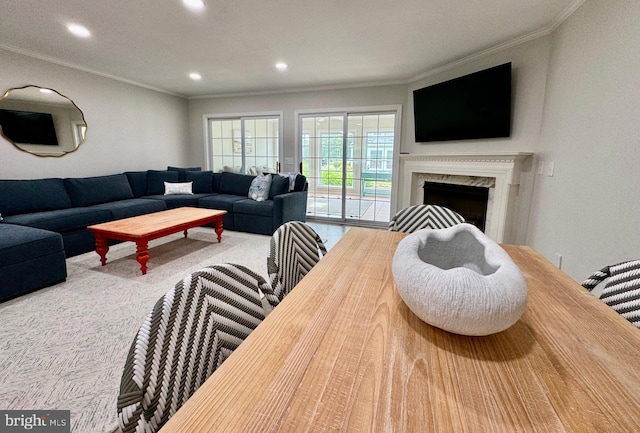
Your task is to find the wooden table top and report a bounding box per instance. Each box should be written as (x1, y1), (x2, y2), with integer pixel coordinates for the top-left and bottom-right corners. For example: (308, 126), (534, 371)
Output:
(159, 227), (640, 433)
(87, 207), (226, 238)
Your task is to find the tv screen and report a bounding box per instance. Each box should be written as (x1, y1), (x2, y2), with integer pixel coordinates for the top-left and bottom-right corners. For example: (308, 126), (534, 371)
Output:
(0, 108), (59, 146)
(413, 62), (511, 142)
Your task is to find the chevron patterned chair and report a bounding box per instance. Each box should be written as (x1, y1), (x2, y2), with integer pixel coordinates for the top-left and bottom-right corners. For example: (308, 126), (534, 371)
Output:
(116, 264), (278, 433)
(582, 259), (640, 329)
(388, 204), (465, 233)
(267, 221), (327, 301)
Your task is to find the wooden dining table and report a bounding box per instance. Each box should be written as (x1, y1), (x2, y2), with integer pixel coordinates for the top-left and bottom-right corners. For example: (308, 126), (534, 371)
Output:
(159, 227), (640, 432)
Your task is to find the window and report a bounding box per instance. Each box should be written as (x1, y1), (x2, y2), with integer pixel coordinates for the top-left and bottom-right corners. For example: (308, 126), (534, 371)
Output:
(207, 115), (281, 174)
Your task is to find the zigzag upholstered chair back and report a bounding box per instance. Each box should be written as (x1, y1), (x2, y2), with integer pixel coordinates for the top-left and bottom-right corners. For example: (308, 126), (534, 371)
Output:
(388, 204), (465, 233)
(117, 264), (278, 433)
(582, 259), (640, 328)
(267, 221), (327, 301)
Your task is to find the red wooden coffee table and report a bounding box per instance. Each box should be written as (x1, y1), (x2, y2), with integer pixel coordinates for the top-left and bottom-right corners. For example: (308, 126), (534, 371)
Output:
(87, 207), (227, 275)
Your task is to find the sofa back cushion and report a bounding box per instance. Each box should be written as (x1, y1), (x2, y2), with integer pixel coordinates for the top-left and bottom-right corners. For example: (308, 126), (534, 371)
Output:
(0, 178), (72, 216)
(293, 174), (307, 192)
(147, 170), (179, 195)
(168, 166), (202, 181)
(184, 170), (213, 193)
(65, 174), (135, 207)
(125, 171), (148, 197)
(219, 172), (255, 196)
(212, 173), (222, 192)
(268, 174), (290, 199)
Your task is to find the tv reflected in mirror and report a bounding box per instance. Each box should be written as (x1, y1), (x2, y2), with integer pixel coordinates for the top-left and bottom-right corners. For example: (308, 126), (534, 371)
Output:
(0, 108), (59, 146)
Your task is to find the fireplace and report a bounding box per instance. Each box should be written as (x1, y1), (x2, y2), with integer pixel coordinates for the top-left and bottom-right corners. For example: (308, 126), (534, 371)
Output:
(400, 152), (533, 243)
(424, 181), (489, 231)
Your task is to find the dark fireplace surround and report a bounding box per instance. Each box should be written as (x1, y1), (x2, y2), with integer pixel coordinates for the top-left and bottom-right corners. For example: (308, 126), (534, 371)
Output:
(423, 181), (489, 231)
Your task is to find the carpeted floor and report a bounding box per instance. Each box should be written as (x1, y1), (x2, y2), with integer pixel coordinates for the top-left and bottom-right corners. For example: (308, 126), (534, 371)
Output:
(0, 228), (272, 433)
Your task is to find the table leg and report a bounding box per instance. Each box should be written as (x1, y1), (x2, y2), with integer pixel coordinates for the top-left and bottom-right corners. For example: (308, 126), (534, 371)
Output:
(136, 241), (150, 275)
(95, 235), (109, 266)
(184, 229), (188, 238)
(214, 218), (224, 243)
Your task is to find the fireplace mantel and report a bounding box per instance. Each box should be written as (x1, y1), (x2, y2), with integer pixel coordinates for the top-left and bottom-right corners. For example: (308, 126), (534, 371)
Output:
(399, 152), (533, 243)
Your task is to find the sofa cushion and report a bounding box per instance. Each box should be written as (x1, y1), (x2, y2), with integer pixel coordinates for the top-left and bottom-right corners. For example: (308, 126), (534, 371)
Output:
(147, 170), (179, 195)
(65, 174), (134, 207)
(0, 224), (64, 267)
(92, 198), (167, 220)
(184, 170), (213, 193)
(198, 194), (247, 213)
(212, 173), (222, 193)
(219, 172), (255, 196)
(146, 194), (212, 209)
(0, 178), (72, 216)
(293, 174), (307, 192)
(125, 171), (148, 198)
(233, 198), (274, 218)
(168, 166), (201, 181)
(3, 207), (112, 233)
(268, 175), (290, 199)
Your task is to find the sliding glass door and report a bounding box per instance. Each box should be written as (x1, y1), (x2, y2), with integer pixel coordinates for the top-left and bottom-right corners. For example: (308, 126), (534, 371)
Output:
(300, 110), (397, 225)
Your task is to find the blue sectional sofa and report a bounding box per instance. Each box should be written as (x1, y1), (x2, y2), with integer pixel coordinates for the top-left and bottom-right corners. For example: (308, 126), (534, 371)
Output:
(0, 168), (308, 302)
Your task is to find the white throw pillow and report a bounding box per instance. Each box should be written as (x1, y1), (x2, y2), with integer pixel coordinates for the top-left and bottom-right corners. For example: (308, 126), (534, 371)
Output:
(164, 181), (193, 195)
(248, 173), (272, 202)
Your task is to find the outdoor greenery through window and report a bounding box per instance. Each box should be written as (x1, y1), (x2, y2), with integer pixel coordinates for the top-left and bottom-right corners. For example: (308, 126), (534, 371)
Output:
(208, 116), (280, 174)
(300, 111), (397, 224)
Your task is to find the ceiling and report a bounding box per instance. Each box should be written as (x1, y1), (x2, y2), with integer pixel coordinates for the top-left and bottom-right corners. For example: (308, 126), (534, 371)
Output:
(0, 0), (581, 98)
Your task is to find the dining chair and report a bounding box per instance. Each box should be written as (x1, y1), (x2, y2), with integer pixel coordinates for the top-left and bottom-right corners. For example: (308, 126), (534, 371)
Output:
(582, 259), (640, 328)
(117, 263), (278, 433)
(388, 204), (465, 233)
(267, 221), (327, 301)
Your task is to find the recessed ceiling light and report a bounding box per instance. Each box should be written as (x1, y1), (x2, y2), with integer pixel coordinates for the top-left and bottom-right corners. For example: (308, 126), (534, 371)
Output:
(39, 88), (53, 94)
(275, 62), (288, 71)
(67, 24), (91, 38)
(189, 72), (202, 81)
(183, 0), (205, 10)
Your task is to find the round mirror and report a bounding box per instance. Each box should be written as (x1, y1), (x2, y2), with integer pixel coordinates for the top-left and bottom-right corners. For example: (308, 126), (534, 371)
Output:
(0, 85), (87, 157)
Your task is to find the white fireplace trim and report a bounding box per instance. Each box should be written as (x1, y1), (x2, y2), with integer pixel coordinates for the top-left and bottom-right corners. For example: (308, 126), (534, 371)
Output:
(400, 152), (533, 243)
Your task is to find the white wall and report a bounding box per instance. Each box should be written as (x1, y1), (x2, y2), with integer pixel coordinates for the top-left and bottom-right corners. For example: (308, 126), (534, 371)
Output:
(187, 85), (408, 173)
(0, 48), (189, 179)
(527, 0), (640, 281)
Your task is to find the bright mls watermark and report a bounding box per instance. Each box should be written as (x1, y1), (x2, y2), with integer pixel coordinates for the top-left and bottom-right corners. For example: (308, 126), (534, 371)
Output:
(0, 411), (70, 432)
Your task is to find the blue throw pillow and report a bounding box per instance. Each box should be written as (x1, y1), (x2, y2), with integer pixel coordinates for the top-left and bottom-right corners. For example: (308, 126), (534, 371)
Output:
(248, 173), (272, 202)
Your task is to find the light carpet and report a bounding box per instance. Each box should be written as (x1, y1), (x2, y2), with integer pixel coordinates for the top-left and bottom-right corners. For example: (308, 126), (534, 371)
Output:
(0, 228), (272, 433)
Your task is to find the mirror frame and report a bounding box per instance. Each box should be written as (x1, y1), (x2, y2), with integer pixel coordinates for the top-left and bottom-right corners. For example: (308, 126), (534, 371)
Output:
(0, 85), (87, 158)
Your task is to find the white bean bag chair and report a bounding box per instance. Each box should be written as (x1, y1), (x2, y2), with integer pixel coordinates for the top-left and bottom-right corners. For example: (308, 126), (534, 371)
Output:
(392, 223), (527, 336)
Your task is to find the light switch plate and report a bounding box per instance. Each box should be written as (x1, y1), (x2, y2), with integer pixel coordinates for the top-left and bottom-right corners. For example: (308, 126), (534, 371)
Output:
(547, 162), (555, 177)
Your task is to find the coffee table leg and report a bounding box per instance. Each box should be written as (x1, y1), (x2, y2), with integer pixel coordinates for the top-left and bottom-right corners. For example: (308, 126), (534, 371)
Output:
(136, 241), (150, 275)
(95, 235), (109, 266)
(214, 218), (223, 243)
(184, 229), (188, 238)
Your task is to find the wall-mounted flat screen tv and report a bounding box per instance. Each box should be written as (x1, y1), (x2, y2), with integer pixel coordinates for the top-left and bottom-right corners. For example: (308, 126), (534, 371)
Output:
(0, 108), (59, 146)
(413, 62), (511, 142)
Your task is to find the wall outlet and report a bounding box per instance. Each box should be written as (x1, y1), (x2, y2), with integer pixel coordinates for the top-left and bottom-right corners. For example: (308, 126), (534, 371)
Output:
(555, 253), (563, 269)
(537, 161), (544, 175)
(547, 161), (555, 177)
